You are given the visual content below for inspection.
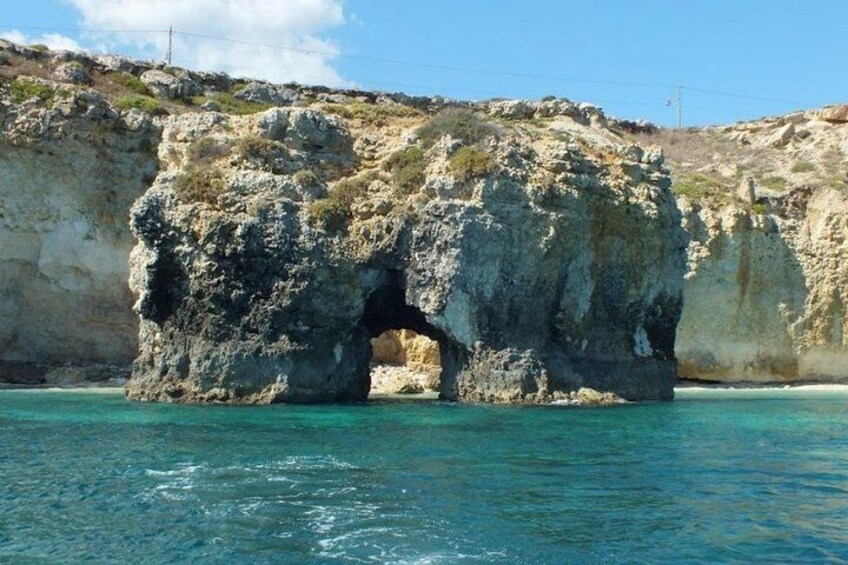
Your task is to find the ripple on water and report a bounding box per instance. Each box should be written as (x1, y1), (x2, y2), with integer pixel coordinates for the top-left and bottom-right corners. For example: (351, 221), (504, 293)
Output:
(3, 390), (848, 563)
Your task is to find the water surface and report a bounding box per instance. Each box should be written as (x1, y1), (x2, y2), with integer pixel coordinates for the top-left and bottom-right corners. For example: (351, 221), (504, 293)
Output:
(1, 388), (847, 563)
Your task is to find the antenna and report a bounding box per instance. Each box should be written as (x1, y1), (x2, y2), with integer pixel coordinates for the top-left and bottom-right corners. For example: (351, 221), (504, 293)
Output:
(166, 25), (173, 65)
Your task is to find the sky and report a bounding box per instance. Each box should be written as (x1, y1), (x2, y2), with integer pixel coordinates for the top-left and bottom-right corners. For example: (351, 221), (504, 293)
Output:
(2, 0), (847, 127)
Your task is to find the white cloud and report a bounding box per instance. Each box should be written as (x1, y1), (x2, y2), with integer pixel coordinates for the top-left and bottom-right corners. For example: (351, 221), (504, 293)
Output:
(0, 30), (84, 52)
(62, 0), (349, 86)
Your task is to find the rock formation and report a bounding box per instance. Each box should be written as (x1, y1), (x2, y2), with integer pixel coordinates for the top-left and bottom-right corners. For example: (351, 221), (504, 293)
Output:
(0, 58), (159, 384)
(370, 329), (441, 393)
(10, 40), (848, 396)
(124, 104), (686, 404)
(631, 111), (848, 383)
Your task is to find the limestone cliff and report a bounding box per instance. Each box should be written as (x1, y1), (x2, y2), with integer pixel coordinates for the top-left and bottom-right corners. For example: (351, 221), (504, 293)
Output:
(0, 55), (159, 384)
(633, 112), (848, 383)
(124, 103), (686, 404)
(14, 39), (847, 395)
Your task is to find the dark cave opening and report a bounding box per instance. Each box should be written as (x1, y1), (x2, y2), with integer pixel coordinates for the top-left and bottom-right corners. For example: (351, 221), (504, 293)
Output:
(360, 271), (464, 400)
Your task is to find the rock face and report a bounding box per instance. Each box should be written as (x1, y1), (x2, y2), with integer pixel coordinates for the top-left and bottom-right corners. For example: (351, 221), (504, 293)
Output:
(637, 111), (848, 383)
(125, 107), (686, 404)
(370, 329), (441, 393)
(677, 189), (848, 382)
(0, 86), (159, 382)
(371, 329), (441, 375)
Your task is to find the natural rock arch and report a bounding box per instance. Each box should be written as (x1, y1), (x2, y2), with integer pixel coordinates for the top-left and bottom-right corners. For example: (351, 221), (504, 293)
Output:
(360, 270), (466, 399)
(125, 108), (687, 405)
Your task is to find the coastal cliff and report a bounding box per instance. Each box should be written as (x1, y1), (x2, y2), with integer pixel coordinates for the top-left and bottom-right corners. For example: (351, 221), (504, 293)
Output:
(3, 40), (846, 395)
(632, 113), (848, 383)
(125, 102), (685, 403)
(0, 45), (159, 384)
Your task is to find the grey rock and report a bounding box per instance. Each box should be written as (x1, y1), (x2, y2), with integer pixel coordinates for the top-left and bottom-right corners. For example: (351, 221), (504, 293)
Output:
(767, 123), (795, 148)
(125, 109), (686, 405)
(54, 62), (91, 85)
(140, 69), (202, 100)
(200, 100), (221, 112)
(94, 54), (146, 75)
(233, 82), (299, 106)
(487, 100), (535, 120)
(256, 107), (289, 141)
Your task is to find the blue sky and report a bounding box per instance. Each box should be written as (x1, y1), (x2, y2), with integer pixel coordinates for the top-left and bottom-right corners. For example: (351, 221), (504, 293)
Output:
(3, 1), (847, 127)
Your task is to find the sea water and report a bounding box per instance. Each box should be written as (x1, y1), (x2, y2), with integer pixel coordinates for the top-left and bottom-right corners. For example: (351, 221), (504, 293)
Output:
(1, 388), (847, 563)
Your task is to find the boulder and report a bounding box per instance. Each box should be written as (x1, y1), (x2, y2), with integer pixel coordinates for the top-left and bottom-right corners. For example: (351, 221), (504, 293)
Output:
(54, 62), (91, 85)
(94, 54), (145, 75)
(766, 123), (795, 148)
(140, 69), (202, 100)
(817, 105), (848, 123)
(234, 82), (299, 106)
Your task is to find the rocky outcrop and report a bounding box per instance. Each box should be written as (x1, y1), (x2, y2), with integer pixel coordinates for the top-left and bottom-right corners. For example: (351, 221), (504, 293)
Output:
(370, 329), (441, 393)
(0, 83), (159, 383)
(125, 106), (686, 404)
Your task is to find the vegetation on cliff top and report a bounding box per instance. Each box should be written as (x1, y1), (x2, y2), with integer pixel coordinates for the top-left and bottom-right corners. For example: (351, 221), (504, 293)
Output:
(309, 172), (377, 231)
(416, 108), (500, 148)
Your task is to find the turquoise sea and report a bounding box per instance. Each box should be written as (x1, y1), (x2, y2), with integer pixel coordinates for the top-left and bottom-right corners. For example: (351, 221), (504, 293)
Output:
(1, 388), (847, 563)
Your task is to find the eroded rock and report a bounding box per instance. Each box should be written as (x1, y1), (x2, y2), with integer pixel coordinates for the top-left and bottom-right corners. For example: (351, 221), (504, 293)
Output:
(125, 108), (686, 404)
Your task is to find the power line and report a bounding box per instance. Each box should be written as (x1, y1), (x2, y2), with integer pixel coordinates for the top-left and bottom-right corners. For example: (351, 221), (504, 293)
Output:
(684, 85), (804, 107)
(0, 23), (812, 111)
(0, 25), (167, 34)
(174, 29), (677, 90)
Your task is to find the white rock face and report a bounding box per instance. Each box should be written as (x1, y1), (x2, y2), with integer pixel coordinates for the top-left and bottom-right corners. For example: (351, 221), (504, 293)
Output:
(677, 188), (848, 382)
(0, 90), (159, 379)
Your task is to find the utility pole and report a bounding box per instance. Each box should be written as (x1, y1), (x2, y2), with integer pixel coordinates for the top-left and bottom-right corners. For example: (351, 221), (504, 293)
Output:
(666, 85), (683, 128)
(677, 85), (683, 128)
(166, 26), (173, 66)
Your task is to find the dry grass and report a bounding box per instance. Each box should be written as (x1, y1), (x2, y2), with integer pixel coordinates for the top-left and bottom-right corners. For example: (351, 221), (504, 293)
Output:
(0, 55), (51, 81)
(323, 102), (423, 126)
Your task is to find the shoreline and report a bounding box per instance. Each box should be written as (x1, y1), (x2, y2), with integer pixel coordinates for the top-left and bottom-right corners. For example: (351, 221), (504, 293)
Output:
(3, 382), (848, 396)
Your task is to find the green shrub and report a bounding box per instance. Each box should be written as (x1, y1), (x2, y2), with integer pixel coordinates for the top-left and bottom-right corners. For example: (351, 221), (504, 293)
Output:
(235, 135), (291, 173)
(384, 146), (426, 192)
(29, 44), (48, 53)
(323, 102), (422, 125)
(790, 161), (816, 173)
(113, 95), (166, 115)
(449, 146), (494, 182)
(173, 167), (226, 206)
(309, 198), (349, 232)
(751, 203), (767, 215)
(761, 175), (788, 191)
(671, 173), (724, 199)
(186, 136), (232, 165)
(10, 79), (54, 104)
(293, 169), (320, 188)
(308, 173), (375, 231)
(194, 93), (272, 115)
(416, 108), (500, 148)
(108, 72), (150, 95)
(824, 174), (847, 189)
(0, 52), (9, 66)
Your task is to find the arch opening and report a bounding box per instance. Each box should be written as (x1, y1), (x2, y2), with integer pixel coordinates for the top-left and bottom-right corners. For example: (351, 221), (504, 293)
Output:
(360, 271), (465, 400)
